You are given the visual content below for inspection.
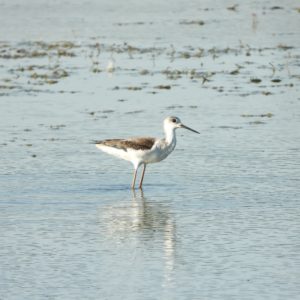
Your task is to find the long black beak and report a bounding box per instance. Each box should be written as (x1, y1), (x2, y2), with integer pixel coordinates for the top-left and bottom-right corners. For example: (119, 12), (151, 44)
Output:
(180, 123), (200, 134)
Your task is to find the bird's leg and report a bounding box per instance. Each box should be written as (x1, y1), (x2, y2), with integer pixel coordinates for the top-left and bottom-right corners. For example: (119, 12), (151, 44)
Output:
(139, 164), (146, 189)
(131, 168), (138, 189)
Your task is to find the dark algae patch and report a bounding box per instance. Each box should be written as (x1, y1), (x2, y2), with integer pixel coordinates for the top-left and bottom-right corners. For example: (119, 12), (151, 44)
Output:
(250, 78), (262, 84)
(154, 85), (171, 90)
(179, 20), (205, 26)
(241, 113), (274, 118)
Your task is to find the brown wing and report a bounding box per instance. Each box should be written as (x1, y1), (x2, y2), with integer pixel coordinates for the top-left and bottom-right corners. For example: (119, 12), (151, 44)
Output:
(95, 137), (156, 151)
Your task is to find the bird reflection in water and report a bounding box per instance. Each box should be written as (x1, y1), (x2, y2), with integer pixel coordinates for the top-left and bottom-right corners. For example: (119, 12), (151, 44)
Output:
(98, 190), (176, 285)
(132, 190), (176, 286)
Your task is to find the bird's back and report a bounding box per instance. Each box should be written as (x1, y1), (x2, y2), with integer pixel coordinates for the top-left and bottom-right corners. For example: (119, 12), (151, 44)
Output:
(95, 137), (156, 151)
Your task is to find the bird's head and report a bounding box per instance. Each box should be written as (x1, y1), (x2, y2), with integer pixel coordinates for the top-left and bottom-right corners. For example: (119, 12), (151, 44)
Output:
(164, 116), (199, 133)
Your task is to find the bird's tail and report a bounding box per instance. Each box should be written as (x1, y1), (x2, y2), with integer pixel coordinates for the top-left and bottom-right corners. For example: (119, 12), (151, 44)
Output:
(90, 140), (103, 145)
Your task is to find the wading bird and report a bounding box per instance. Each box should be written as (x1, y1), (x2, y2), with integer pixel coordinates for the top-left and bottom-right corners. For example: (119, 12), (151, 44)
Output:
(95, 116), (199, 189)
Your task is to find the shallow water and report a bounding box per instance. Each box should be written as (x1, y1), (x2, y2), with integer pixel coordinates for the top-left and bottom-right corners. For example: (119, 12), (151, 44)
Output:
(1, 0), (300, 299)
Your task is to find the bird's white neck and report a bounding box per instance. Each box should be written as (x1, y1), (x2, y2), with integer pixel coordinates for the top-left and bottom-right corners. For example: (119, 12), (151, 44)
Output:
(164, 126), (177, 146)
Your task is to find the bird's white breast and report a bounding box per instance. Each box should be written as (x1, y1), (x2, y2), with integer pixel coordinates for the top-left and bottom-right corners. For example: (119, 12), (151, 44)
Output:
(144, 139), (176, 164)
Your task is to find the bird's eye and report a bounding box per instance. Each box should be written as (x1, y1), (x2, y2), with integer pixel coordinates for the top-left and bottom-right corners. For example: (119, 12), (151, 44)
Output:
(171, 118), (177, 123)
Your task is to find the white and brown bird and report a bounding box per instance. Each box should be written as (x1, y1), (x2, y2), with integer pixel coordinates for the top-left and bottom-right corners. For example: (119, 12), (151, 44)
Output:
(95, 116), (199, 189)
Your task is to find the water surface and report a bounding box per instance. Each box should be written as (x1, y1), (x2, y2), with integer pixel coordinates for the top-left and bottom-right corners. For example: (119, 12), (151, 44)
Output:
(0, 0), (300, 299)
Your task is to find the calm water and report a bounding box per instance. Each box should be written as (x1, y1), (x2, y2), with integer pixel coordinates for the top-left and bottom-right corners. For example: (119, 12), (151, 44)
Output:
(1, 0), (300, 299)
